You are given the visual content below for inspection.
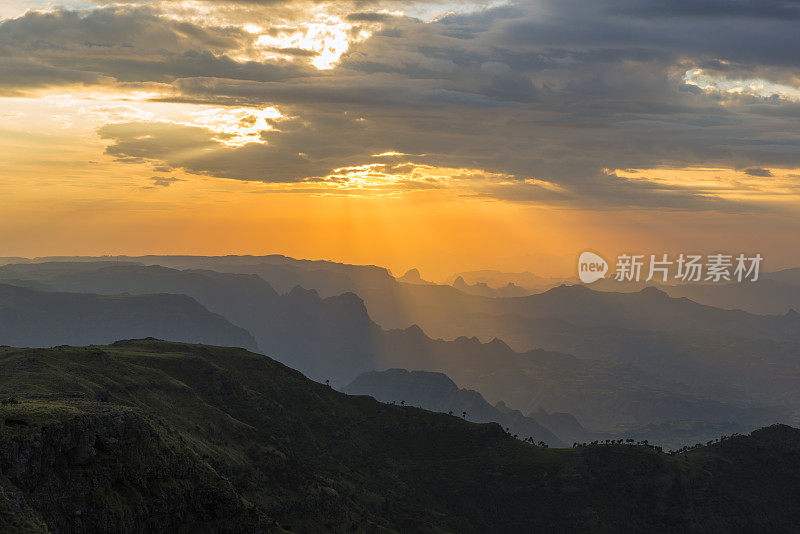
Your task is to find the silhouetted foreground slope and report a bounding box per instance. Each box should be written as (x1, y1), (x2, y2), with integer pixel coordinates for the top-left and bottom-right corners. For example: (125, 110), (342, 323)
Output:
(2, 340), (800, 533)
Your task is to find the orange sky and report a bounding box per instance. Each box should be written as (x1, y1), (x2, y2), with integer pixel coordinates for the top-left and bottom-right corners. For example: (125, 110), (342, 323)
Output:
(2, 3), (800, 280)
(2, 150), (798, 280)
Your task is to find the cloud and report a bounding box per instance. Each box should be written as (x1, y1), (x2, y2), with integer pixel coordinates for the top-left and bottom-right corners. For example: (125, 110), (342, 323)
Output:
(99, 120), (335, 182)
(0, 58), (113, 94)
(743, 168), (774, 177)
(0, 6), (311, 88)
(345, 12), (397, 22)
(607, 0), (800, 20)
(2, 1), (800, 209)
(148, 176), (185, 187)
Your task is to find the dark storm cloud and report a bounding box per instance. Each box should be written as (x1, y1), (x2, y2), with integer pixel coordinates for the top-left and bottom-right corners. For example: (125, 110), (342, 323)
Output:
(3, 1), (800, 209)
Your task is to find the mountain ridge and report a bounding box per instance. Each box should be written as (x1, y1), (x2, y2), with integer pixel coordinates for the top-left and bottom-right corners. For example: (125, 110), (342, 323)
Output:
(3, 339), (800, 532)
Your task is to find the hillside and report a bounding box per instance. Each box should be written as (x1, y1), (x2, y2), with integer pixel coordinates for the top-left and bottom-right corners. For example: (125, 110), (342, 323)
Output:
(0, 398), (268, 532)
(2, 340), (800, 532)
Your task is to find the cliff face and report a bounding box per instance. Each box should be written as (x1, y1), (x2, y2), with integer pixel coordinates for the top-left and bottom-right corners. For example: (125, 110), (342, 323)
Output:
(0, 399), (269, 533)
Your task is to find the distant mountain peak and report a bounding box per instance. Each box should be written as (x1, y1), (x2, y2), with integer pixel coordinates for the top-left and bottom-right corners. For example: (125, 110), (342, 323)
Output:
(487, 337), (511, 351)
(403, 324), (427, 337)
(287, 285), (319, 299)
(401, 268), (422, 281)
(398, 268), (434, 285)
(639, 286), (668, 297)
(495, 401), (512, 413)
(544, 283), (590, 295)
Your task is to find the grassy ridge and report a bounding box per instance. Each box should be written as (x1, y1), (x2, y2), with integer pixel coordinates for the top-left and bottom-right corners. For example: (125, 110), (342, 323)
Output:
(1, 339), (799, 532)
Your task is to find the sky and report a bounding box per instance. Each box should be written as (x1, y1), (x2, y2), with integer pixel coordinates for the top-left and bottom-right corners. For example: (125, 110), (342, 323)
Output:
(1, 0), (799, 279)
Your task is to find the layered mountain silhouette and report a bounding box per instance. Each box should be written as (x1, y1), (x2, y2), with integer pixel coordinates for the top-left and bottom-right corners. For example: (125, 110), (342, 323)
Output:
(0, 283), (256, 350)
(373, 326), (791, 431)
(166, 255), (800, 345)
(449, 269), (568, 292)
(466, 284), (800, 342)
(0, 257), (797, 446)
(513, 405), (590, 444)
(766, 267), (800, 286)
(0, 262), (378, 385)
(589, 276), (800, 316)
(452, 276), (530, 297)
(658, 279), (800, 315)
(6, 256), (800, 339)
(344, 368), (565, 446)
(343, 369), (751, 450)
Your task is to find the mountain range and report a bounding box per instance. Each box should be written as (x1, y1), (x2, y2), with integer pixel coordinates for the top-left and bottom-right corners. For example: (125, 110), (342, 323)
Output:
(0, 256), (798, 448)
(0, 282), (256, 350)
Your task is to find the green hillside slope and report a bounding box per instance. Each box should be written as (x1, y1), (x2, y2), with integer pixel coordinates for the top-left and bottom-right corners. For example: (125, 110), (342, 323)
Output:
(1, 340), (799, 532)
